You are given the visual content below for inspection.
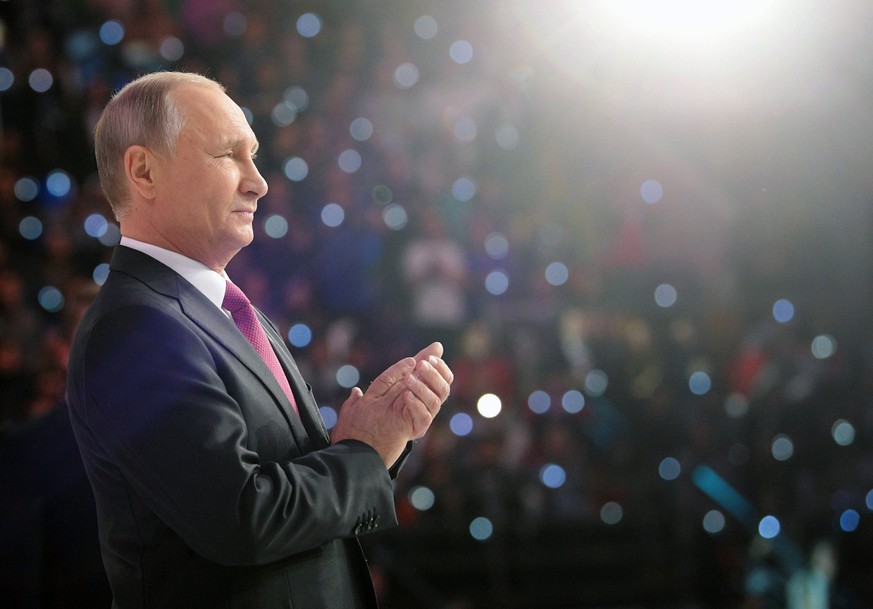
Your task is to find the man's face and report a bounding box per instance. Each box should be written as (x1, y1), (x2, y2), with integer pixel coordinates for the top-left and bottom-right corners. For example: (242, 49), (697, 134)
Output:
(151, 84), (268, 271)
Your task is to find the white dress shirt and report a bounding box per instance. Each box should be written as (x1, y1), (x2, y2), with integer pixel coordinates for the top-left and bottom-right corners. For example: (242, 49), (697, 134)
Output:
(119, 236), (228, 310)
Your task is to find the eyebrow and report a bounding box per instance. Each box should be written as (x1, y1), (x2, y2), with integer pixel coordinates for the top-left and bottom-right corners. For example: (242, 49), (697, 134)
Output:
(218, 136), (260, 153)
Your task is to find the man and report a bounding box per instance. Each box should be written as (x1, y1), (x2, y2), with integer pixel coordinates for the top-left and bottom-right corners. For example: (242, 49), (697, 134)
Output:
(67, 71), (453, 609)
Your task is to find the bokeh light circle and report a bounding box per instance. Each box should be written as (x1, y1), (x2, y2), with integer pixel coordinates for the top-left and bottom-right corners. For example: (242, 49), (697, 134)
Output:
(600, 502), (623, 525)
(540, 464), (567, 489)
(702, 510), (726, 534)
(296, 13), (322, 38)
(319, 406), (337, 430)
(264, 214), (289, 239)
(336, 364), (360, 389)
(321, 203), (345, 227)
(485, 270), (509, 296)
(770, 434), (794, 461)
(561, 389), (585, 414)
(449, 412), (473, 437)
(477, 393), (502, 418)
(469, 516), (493, 541)
(528, 390), (551, 414)
(758, 515), (780, 539)
(832, 419), (855, 446)
(409, 486), (436, 511)
(19, 216), (43, 240)
(584, 369), (608, 396)
(811, 335), (837, 359)
(772, 299), (795, 324)
(545, 262), (569, 286)
(659, 457), (681, 481)
(484, 233), (509, 260)
(640, 179), (663, 204)
(414, 15), (438, 40)
(288, 323), (312, 348)
(654, 283), (678, 307)
(383, 204), (408, 230)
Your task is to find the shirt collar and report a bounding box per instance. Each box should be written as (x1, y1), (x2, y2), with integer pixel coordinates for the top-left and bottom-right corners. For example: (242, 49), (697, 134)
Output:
(119, 236), (227, 309)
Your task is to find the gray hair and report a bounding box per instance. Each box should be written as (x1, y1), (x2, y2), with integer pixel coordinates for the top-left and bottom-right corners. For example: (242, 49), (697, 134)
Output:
(94, 71), (224, 220)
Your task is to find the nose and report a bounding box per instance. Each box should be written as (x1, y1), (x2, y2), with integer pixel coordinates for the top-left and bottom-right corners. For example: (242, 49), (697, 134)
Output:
(243, 159), (269, 199)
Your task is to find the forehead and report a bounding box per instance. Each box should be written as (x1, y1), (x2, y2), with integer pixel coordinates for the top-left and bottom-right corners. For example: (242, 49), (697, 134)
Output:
(173, 84), (256, 145)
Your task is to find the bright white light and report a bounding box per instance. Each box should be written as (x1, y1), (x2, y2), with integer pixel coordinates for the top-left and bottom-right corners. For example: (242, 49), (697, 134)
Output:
(603, 0), (780, 43)
(477, 393), (502, 418)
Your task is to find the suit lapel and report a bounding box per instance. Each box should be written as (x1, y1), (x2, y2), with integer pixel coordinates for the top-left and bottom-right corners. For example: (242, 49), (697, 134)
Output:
(109, 246), (311, 447)
(259, 312), (331, 449)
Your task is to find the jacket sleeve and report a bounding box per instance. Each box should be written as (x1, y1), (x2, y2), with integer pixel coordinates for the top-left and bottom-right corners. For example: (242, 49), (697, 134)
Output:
(67, 302), (398, 567)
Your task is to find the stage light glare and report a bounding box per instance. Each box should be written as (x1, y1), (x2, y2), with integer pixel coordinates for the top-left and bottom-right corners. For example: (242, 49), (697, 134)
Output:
(477, 393), (502, 419)
(604, 0), (778, 42)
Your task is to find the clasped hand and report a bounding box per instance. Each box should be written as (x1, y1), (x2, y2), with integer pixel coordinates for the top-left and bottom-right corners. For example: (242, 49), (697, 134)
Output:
(331, 342), (453, 468)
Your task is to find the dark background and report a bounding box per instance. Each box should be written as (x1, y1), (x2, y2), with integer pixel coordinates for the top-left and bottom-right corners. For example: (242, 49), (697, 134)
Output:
(1, 1), (872, 607)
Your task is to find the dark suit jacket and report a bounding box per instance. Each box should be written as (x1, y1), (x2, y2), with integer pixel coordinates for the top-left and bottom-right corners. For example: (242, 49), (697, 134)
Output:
(67, 246), (402, 609)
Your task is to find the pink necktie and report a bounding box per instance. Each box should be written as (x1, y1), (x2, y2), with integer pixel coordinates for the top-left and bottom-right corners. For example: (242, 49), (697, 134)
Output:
(223, 280), (298, 414)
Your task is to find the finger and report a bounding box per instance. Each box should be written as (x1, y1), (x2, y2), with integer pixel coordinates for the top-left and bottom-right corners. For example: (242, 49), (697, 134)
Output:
(413, 341), (443, 363)
(401, 396), (434, 439)
(403, 369), (447, 417)
(367, 357), (416, 398)
(426, 355), (454, 386)
(411, 357), (452, 401)
(342, 387), (364, 410)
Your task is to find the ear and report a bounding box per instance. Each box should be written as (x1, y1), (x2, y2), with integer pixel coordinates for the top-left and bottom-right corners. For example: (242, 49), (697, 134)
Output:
(123, 145), (158, 200)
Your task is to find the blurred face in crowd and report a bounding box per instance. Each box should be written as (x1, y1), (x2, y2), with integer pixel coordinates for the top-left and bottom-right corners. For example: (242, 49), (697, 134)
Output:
(141, 83), (268, 272)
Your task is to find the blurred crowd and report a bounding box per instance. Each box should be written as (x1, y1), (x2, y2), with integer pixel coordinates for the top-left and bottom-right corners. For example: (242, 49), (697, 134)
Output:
(2, 1), (873, 607)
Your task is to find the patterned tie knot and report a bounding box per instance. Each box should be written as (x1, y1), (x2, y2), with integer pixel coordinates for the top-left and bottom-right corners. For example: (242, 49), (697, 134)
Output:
(222, 280), (251, 315)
